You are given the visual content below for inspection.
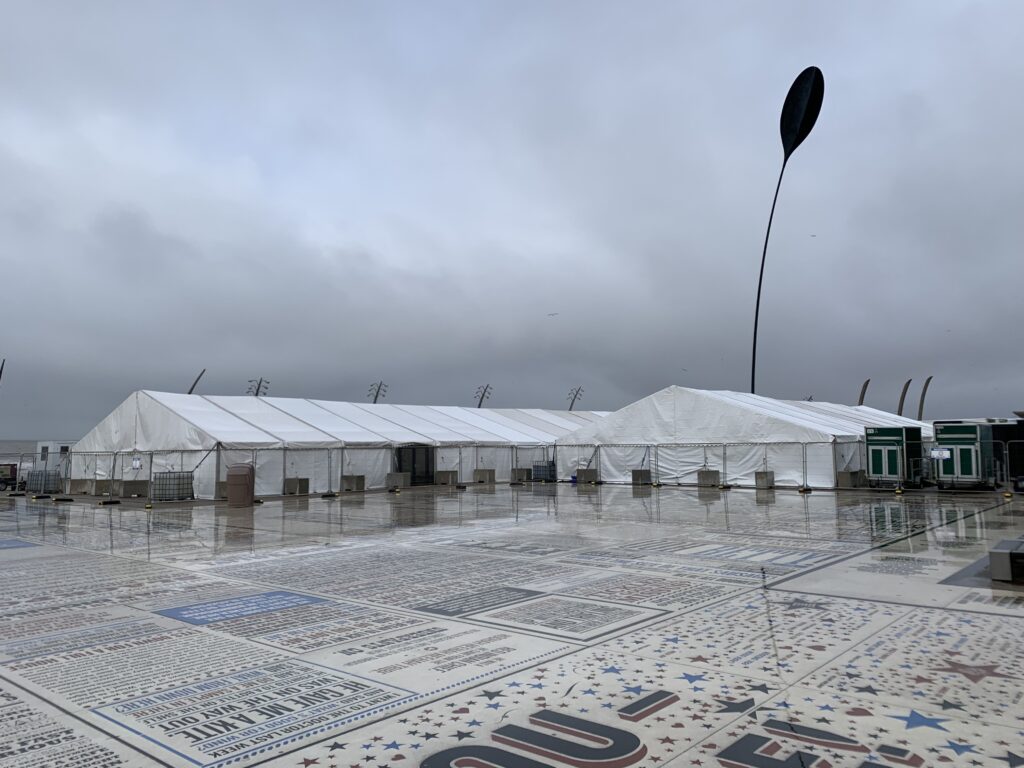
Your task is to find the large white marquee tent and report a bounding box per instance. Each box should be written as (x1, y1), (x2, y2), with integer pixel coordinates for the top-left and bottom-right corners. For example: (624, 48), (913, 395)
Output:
(72, 391), (609, 498)
(555, 386), (933, 488)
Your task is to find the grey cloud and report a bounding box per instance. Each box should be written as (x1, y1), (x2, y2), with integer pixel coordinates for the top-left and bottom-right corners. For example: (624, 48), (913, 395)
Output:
(0, 1), (1021, 438)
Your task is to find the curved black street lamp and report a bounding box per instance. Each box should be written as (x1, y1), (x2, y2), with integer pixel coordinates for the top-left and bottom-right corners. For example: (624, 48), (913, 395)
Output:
(750, 66), (825, 394)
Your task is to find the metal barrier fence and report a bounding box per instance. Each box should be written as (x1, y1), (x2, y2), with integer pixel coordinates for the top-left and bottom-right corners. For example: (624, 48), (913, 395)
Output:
(0, 451), (71, 493)
(556, 442), (837, 488)
(15, 437), (1021, 501)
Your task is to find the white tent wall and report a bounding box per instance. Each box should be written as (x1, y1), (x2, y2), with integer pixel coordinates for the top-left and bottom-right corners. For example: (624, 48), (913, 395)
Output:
(340, 447), (390, 490)
(597, 445), (649, 483)
(474, 446), (513, 482)
(117, 451), (153, 490)
(254, 449), (285, 497)
(282, 448), (333, 494)
(193, 453), (218, 499)
(805, 443), (837, 487)
(720, 445), (763, 486)
(436, 447), (463, 480)
(653, 445), (709, 484)
(556, 445), (598, 479)
(762, 443), (804, 487)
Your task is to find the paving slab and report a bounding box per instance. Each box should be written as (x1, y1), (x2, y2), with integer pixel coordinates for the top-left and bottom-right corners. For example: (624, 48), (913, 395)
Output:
(0, 485), (1021, 767)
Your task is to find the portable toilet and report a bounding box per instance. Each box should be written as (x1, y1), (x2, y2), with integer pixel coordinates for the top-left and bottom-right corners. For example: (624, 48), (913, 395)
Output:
(934, 422), (996, 490)
(865, 426), (923, 488)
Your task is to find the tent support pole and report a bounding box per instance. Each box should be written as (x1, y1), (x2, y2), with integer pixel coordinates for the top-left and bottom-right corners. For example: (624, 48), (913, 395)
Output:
(214, 444), (221, 500)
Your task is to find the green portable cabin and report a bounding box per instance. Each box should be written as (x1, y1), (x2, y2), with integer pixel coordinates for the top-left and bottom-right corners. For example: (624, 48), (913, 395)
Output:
(865, 426), (923, 487)
(934, 422), (996, 489)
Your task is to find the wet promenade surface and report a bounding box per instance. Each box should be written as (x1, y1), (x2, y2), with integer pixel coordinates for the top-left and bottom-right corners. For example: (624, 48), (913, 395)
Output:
(1, 484), (1022, 767)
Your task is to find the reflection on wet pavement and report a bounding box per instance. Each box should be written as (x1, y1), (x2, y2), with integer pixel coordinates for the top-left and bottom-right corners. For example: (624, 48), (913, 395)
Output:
(0, 485), (1021, 767)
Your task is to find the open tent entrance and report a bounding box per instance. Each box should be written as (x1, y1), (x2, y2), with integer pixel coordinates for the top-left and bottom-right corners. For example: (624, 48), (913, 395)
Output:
(394, 445), (436, 485)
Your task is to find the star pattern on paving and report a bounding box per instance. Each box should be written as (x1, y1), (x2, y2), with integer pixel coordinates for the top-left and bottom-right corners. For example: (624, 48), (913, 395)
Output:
(930, 657), (1018, 684)
(888, 709), (949, 731)
(268, 649), (781, 767)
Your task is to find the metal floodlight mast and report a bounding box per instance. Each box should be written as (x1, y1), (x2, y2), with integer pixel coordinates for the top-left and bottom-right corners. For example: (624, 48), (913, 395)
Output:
(567, 386), (584, 411)
(475, 384), (492, 408)
(750, 66), (825, 394)
(246, 377), (269, 397)
(368, 381), (387, 404)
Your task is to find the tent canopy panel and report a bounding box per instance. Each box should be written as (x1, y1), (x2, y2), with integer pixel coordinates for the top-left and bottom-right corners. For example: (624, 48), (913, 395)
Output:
(143, 391), (279, 449)
(203, 396), (338, 447)
(261, 398), (390, 446)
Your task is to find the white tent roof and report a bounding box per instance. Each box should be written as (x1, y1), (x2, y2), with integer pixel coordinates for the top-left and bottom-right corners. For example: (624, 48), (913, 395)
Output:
(555, 386), (933, 446)
(74, 391), (608, 452)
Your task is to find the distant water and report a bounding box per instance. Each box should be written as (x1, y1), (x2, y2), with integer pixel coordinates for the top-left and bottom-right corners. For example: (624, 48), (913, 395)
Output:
(0, 440), (39, 458)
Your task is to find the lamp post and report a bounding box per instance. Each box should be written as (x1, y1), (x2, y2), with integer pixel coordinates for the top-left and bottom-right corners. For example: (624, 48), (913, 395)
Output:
(750, 66), (825, 394)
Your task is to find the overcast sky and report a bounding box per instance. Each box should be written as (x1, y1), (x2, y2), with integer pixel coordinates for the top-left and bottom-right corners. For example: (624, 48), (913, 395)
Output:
(1, 1), (1022, 438)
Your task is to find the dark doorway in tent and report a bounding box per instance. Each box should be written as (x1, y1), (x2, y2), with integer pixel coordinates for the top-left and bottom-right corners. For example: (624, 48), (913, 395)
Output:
(394, 445), (436, 486)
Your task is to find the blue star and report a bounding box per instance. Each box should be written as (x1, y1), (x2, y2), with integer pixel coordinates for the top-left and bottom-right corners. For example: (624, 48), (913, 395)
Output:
(818, 704), (834, 711)
(776, 700), (792, 709)
(940, 741), (977, 756)
(623, 685), (647, 695)
(467, 719), (482, 727)
(582, 688), (597, 695)
(529, 682), (545, 689)
(678, 673), (706, 684)
(384, 742), (403, 750)
(362, 744), (374, 750)
(663, 636), (682, 644)
(602, 666), (623, 675)
(889, 710), (949, 731)
(601, 702), (614, 709)
(506, 681), (522, 688)
(409, 744), (422, 750)
(485, 703), (501, 709)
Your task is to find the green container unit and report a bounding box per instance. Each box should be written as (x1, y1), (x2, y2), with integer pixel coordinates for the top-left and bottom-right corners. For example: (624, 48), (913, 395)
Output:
(934, 423), (995, 489)
(865, 426), (923, 488)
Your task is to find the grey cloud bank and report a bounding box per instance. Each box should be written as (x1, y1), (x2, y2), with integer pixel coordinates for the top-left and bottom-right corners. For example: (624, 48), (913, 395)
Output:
(0, 1), (1021, 438)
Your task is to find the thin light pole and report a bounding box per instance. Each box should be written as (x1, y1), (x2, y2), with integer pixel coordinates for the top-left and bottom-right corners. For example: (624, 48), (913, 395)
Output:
(897, 378), (913, 416)
(187, 368), (206, 395)
(917, 376), (933, 421)
(857, 378), (871, 406)
(751, 66), (825, 394)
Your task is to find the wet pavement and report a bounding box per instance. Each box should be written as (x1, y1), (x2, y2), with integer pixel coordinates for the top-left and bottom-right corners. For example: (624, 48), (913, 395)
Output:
(0, 484), (1022, 767)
